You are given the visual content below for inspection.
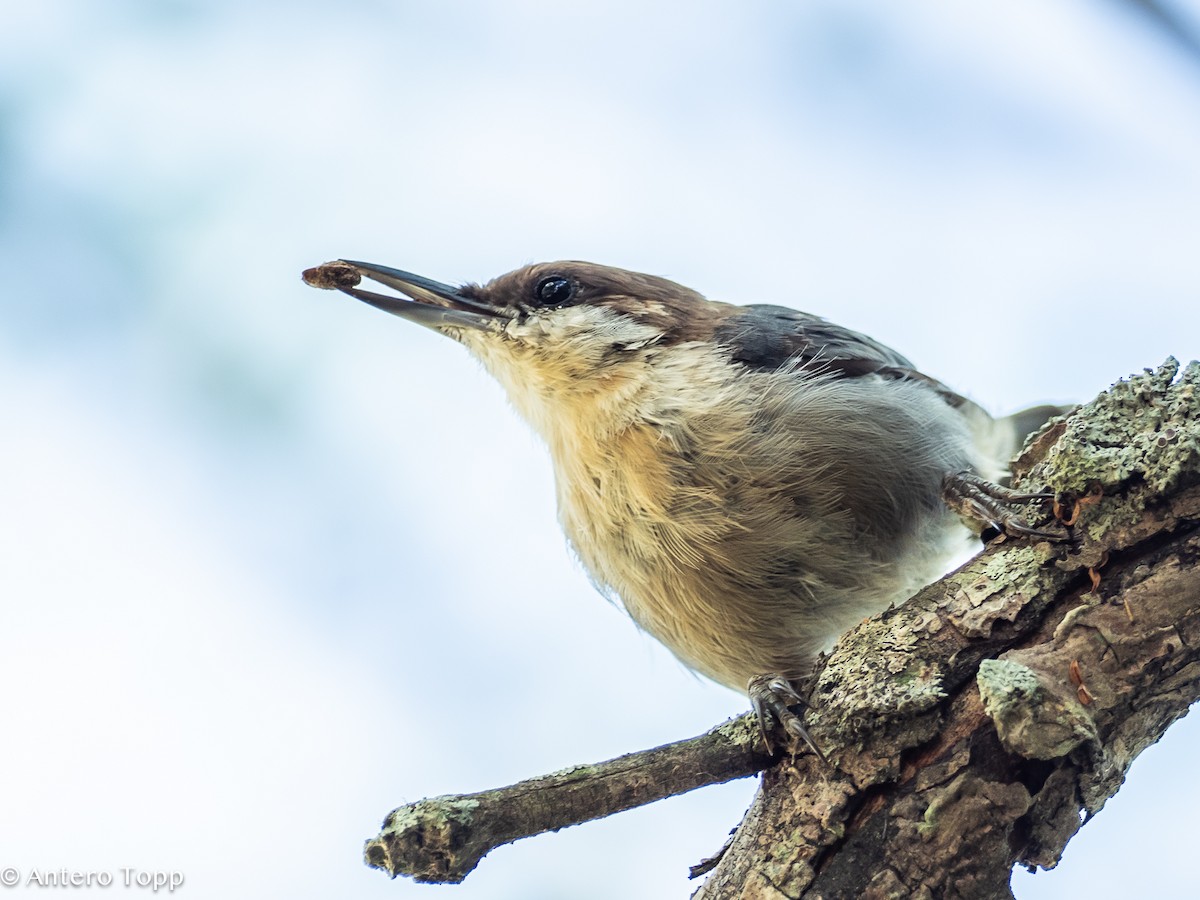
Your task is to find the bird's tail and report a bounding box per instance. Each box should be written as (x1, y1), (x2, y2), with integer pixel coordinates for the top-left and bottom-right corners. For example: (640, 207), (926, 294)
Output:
(1002, 404), (1072, 449)
(989, 403), (1073, 482)
(961, 402), (1071, 483)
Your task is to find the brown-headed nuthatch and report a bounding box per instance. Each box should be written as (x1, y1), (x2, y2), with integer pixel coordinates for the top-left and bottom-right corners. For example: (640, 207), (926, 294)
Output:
(303, 259), (1063, 753)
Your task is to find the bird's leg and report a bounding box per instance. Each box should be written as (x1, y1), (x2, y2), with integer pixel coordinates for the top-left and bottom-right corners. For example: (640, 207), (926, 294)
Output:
(747, 674), (826, 762)
(941, 471), (1067, 541)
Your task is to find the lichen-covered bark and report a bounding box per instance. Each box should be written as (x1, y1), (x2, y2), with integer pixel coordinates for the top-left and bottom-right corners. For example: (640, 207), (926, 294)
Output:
(694, 359), (1200, 899)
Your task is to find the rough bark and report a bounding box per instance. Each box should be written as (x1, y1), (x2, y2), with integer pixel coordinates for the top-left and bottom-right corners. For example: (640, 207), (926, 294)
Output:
(366, 359), (1200, 898)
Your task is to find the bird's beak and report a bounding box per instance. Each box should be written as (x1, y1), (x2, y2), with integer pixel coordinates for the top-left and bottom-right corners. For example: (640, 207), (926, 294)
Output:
(302, 260), (501, 332)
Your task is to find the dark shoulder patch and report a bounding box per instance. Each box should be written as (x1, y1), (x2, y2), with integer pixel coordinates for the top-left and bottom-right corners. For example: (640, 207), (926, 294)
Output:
(713, 305), (972, 408)
(713, 305), (912, 371)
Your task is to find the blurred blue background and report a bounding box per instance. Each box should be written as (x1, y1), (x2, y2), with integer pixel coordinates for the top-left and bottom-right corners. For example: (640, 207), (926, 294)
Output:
(2, 1), (1198, 897)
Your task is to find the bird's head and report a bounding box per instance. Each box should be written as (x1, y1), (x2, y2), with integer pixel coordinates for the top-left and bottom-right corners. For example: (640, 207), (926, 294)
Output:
(303, 259), (731, 427)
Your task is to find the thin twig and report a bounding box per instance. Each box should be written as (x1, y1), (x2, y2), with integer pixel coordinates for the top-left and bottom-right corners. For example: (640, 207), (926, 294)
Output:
(364, 714), (773, 883)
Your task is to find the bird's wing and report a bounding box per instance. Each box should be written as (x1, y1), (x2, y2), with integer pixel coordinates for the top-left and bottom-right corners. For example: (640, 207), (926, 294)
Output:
(713, 304), (973, 409)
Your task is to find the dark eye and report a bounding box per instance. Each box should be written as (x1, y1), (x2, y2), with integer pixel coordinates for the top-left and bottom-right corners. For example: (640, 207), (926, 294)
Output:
(533, 275), (576, 307)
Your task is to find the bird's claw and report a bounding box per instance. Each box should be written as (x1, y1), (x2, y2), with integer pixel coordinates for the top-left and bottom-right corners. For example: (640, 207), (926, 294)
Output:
(941, 471), (1069, 542)
(748, 674), (826, 762)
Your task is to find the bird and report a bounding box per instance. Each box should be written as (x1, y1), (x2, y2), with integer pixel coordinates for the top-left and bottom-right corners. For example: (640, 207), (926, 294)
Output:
(302, 259), (1064, 754)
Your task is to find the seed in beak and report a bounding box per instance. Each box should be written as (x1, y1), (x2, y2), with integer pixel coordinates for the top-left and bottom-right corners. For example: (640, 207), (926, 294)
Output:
(302, 261), (362, 291)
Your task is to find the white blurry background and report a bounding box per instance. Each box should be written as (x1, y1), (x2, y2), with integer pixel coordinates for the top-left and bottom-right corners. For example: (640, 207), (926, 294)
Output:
(2, 1), (1199, 898)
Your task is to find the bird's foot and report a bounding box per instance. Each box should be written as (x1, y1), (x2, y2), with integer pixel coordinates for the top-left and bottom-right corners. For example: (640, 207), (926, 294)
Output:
(941, 471), (1069, 542)
(747, 674), (826, 762)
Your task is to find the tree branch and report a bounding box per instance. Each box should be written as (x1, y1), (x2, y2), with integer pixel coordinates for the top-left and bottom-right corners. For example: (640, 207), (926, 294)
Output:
(365, 359), (1200, 895)
(363, 714), (772, 883)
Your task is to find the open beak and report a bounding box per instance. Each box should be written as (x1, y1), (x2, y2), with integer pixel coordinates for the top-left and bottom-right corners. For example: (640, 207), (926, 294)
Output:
(302, 260), (501, 332)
